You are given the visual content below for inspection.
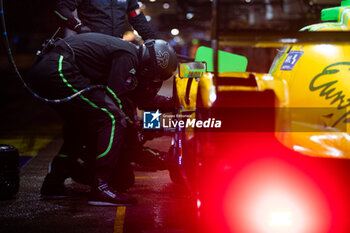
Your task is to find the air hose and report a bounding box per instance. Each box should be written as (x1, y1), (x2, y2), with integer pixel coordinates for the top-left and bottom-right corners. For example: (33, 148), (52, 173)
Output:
(0, 0), (105, 104)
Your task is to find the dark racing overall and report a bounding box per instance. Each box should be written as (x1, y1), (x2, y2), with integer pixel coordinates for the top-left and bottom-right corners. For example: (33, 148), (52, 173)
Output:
(27, 32), (177, 205)
(55, 0), (156, 39)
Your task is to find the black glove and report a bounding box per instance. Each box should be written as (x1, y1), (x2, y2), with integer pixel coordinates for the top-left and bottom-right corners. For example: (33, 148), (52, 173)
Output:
(74, 23), (92, 34)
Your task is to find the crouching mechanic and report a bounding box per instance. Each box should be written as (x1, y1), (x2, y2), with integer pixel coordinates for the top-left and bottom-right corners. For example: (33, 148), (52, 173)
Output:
(26, 32), (177, 206)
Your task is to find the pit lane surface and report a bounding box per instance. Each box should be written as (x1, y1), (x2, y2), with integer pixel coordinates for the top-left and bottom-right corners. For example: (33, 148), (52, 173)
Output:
(0, 136), (194, 233)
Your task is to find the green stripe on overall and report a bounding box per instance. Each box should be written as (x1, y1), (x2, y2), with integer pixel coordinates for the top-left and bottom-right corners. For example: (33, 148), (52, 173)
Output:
(58, 55), (120, 159)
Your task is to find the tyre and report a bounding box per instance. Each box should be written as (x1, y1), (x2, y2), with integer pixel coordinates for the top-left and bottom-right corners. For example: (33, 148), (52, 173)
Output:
(167, 145), (184, 184)
(169, 166), (184, 184)
(0, 144), (20, 200)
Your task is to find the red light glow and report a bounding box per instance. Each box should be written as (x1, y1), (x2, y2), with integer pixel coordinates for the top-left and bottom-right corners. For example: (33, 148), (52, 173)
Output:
(197, 198), (202, 209)
(223, 158), (331, 233)
(268, 211), (292, 227)
(251, 188), (306, 233)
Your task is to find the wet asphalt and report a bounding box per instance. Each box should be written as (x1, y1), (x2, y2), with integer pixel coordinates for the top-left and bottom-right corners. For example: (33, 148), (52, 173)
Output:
(0, 137), (193, 233)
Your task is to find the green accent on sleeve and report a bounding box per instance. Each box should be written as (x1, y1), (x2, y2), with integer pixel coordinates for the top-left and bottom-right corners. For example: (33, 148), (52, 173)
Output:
(143, 148), (159, 156)
(58, 154), (69, 158)
(106, 86), (122, 109)
(58, 55), (116, 160)
(54, 10), (68, 21)
(125, 116), (133, 124)
(106, 86), (134, 124)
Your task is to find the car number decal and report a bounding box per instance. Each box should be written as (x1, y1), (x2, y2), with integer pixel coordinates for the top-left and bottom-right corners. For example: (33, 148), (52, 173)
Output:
(280, 51), (304, 71)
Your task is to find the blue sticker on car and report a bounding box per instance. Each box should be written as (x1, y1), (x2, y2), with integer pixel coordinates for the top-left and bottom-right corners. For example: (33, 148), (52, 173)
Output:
(280, 51), (304, 71)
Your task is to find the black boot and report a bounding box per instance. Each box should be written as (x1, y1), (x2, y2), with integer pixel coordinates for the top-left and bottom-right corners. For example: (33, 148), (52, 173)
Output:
(88, 178), (137, 206)
(40, 156), (71, 199)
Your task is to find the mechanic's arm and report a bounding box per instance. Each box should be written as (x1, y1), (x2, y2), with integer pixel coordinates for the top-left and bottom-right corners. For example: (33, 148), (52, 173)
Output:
(127, 0), (158, 40)
(55, 0), (91, 33)
(130, 81), (174, 110)
(107, 51), (139, 101)
(106, 51), (140, 124)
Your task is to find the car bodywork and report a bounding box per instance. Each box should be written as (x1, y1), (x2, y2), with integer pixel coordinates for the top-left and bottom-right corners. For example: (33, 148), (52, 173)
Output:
(167, 1), (350, 233)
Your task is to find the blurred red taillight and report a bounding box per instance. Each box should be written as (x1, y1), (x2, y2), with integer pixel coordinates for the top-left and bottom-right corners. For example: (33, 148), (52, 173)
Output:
(223, 158), (331, 233)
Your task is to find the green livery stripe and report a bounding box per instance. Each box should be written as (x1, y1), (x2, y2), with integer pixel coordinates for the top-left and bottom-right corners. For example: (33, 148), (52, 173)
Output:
(302, 7), (350, 32)
(58, 55), (115, 159)
(309, 23), (345, 31)
(270, 46), (290, 75)
(54, 10), (68, 21)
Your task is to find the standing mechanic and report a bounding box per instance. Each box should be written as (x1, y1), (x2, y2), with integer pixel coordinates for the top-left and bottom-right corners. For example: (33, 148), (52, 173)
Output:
(54, 0), (157, 40)
(27, 32), (177, 205)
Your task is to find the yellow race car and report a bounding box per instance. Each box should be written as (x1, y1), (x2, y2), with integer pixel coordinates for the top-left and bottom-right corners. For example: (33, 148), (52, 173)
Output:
(165, 1), (350, 233)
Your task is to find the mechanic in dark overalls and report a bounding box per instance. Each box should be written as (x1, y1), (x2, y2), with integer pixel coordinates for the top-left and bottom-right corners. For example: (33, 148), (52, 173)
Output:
(27, 32), (177, 205)
(55, 0), (156, 40)
(53, 0), (166, 188)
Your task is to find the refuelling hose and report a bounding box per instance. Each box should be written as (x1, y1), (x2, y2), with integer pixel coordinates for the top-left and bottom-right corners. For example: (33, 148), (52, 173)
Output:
(0, 0), (106, 104)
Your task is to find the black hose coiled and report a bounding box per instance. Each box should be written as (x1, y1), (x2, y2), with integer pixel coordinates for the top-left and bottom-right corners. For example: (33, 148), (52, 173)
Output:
(0, 0), (105, 104)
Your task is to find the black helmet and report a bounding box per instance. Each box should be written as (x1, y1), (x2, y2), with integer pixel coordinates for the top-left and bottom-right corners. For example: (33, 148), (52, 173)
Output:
(138, 39), (178, 82)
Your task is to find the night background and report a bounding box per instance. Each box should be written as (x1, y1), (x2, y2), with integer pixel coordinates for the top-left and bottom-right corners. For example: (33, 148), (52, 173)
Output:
(0, 0), (341, 163)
